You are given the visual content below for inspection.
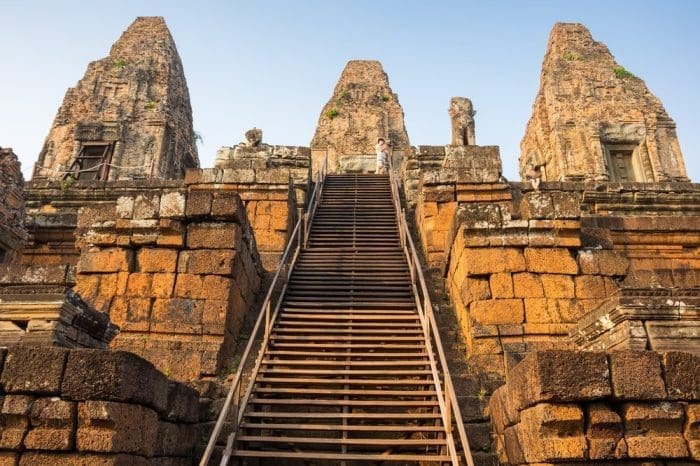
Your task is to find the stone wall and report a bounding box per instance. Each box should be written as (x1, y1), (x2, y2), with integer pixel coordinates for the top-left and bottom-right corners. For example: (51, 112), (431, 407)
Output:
(73, 186), (262, 388)
(413, 144), (503, 268)
(190, 146), (309, 270)
(519, 23), (687, 183)
(0, 148), (26, 263)
(34, 17), (198, 181)
(489, 350), (699, 465)
(20, 179), (183, 268)
(0, 346), (199, 465)
(442, 180), (700, 381)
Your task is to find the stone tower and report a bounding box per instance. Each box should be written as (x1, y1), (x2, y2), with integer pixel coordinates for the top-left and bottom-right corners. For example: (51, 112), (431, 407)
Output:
(519, 23), (688, 183)
(311, 60), (410, 173)
(34, 17), (199, 181)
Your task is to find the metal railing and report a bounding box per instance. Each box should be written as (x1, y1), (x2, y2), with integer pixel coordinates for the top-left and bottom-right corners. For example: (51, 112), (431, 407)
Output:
(388, 160), (474, 466)
(199, 157), (328, 466)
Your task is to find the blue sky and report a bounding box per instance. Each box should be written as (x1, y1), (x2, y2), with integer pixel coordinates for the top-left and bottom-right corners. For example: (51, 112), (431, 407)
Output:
(1, 0), (698, 180)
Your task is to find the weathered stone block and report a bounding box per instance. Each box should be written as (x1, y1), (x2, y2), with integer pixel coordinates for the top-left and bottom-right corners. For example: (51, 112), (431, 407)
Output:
(155, 421), (195, 457)
(178, 249), (236, 275)
(524, 248), (578, 274)
(520, 192), (554, 219)
(202, 275), (234, 301)
(471, 299), (524, 325)
(574, 275), (608, 299)
(185, 191), (212, 217)
(489, 386), (519, 434)
(518, 403), (587, 463)
(115, 196), (134, 219)
(507, 350), (611, 411)
(0, 395), (32, 449)
(512, 273), (544, 298)
(78, 249), (133, 273)
(136, 248), (177, 273)
(77, 400), (158, 456)
(24, 397), (75, 450)
(586, 403), (625, 460)
(663, 351), (700, 400)
(159, 191), (186, 218)
(125, 272), (152, 297)
(1, 346), (69, 395)
(551, 191), (581, 218)
(132, 194), (160, 219)
(221, 168), (255, 184)
(151, 273), (175, 298)
(163, 382), (199, 423)
(503, 425), (526, 464)
(541, 274), (575, 298)
(460, 277), (491, 304)
(685, 403), (700, 461)
(623, 402), (688, 458)
(173, 273), (205, 299)
(62, 350), (168, 413)
(151, 298), (204, 333)
(609, 351), (667, 400)
(186, 222), (242, 249)
(489, 273), (513, 298)
(211, 192), (243, 221)
(466, 248), (526, 275)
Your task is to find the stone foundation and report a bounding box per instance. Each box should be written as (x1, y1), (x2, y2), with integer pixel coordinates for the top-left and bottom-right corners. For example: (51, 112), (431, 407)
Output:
(0, 346), (199, 464)
(73, 187), (262, 387)
(490, 350), (699, 465)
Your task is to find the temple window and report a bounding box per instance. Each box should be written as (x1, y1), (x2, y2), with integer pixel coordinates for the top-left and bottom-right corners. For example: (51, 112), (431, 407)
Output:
(67, 142), (113, 181)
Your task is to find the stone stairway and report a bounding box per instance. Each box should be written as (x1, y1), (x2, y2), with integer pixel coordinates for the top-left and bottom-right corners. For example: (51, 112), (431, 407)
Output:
(225, 174), (466, 464)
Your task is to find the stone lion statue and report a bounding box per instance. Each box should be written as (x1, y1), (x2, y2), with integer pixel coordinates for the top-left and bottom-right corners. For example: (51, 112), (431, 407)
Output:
(448, 97), (476, 146)
(243, 127), (263, 148)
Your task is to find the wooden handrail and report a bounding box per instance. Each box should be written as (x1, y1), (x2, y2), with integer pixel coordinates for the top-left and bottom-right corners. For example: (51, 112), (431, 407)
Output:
(199, 157), (328, 466)
(387, 160), (474, 466)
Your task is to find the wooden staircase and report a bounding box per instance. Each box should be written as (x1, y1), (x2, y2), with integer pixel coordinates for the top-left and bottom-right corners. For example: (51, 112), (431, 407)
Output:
(202, 170), (472, 465)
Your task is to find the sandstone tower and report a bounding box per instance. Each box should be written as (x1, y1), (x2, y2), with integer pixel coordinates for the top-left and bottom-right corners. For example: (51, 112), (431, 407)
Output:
(519, 23), (688, 183)
(311, 60), (410, 173)
(33, 17), (199, 181)
(0, 148), (25, 262)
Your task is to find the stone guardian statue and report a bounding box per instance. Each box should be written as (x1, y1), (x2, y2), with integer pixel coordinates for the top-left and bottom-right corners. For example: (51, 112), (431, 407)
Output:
(448, 97), (476, 146)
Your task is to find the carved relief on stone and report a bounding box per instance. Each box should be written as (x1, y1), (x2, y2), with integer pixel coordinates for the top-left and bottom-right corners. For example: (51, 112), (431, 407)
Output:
(448, 97), (476, 146)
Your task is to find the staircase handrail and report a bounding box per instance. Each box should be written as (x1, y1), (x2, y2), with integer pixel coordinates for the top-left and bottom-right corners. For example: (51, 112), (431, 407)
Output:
(387, 160), (474, 466)
(303, 155), (327, 247)
(199, 156), (328, 466)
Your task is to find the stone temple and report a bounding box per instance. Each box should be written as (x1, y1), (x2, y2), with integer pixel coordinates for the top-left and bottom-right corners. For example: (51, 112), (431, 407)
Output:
(34, 17), (198, 181)
(0, 17), (697, 466)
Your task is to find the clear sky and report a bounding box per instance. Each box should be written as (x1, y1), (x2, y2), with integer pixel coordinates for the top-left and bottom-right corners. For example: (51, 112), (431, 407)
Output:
(1, 0), (698, 181)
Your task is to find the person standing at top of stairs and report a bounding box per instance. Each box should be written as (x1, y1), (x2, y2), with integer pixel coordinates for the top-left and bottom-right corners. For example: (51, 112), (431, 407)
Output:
(375, 138), (390, 174)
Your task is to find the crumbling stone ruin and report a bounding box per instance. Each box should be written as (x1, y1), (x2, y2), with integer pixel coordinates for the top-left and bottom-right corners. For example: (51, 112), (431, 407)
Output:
(311, 60), (410, 173)
(519, 23), (688, 183)
(33, 16), (198, 182)
(0, 148), (26, 263)
(0, 16), (697, 466)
